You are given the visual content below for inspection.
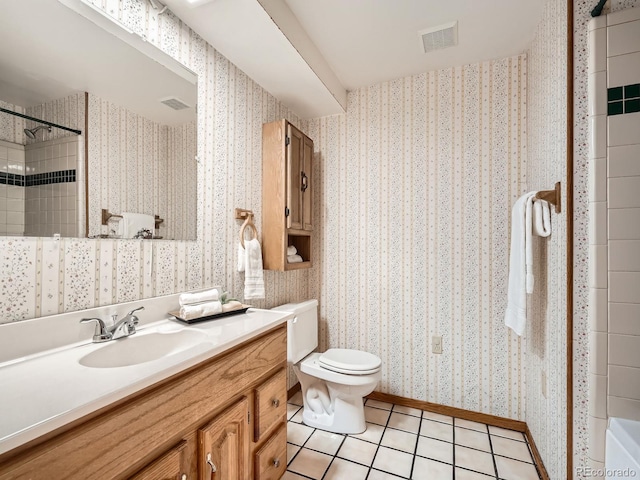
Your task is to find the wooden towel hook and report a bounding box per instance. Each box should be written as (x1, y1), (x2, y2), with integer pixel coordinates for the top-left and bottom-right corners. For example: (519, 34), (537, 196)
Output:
(236, 208), (258, 248)
(535, 182), (561, 214)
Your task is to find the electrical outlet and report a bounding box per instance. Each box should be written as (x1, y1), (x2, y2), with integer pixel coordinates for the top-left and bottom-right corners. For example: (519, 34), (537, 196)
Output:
(432, 336), (442, 354)
(541, 370), (547, 398)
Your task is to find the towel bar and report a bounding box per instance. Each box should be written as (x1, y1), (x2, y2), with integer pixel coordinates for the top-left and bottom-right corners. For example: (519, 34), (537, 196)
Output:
(236, 208), (258, 248)
(535, 182), (561, 214)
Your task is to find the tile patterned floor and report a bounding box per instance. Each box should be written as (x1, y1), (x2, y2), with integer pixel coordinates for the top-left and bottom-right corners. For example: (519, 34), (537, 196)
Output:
(284, 394), (541, 480)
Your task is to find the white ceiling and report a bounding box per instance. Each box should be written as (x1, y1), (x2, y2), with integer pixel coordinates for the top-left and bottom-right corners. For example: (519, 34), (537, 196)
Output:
(164, 0), (544, 119)
(284, 0), (546, 90)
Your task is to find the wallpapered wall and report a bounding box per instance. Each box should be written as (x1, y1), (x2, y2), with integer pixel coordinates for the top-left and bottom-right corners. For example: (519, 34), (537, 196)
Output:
(525, 0), (569, 478)
(0, 0), (311, 324)
(86, 94), (197, 240)
(308, 56), (528, 420)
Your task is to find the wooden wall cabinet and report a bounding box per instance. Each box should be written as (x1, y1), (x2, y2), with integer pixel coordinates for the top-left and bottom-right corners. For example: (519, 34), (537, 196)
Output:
(0, 326), (287, 480)
(262, 119), (314, 271)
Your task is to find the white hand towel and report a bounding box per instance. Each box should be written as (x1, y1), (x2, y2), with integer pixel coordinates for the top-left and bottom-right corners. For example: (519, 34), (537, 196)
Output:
(525, 194), (535, 294)
(242, 238), (265, 300)
(504, 191), (537, 336)
(179, 300), (222, 320)
(121, 212), (155, 238)
(178, 288), (219, 306)
(287, 254), (303, 263)
(287, 245), (297, 256)
(533, 199), (552, 237)
(237, 244), (245, 272)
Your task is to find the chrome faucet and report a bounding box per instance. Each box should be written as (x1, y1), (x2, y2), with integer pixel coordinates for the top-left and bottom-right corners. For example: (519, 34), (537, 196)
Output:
(80, 306), (145, 343)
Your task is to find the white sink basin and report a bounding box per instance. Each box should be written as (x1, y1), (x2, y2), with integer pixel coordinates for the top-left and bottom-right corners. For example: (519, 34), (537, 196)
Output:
(79, 329), (210, 368)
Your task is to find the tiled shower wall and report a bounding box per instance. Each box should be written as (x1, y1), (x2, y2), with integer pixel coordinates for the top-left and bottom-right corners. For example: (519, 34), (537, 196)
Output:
(525, 1), (569, 479)
(24, 136), (80, 238)
(308, 55), (528, 420)
(0, 0), (311, 324)
(587, 6), (640, 473)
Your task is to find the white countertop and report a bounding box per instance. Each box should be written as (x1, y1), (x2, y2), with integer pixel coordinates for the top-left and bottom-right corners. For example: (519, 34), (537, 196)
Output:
(0, 308), (291, 456)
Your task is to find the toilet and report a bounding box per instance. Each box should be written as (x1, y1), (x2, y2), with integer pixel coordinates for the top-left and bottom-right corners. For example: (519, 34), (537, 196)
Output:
(272, 299), (382, 434)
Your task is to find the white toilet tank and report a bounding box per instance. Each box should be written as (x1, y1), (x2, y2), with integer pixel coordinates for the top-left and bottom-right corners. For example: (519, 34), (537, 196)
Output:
(271, 299), (318, 363)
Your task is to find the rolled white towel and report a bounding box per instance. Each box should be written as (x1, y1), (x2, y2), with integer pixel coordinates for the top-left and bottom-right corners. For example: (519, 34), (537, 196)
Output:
(179, 300), (222, 320)
(179, 288), (219, 306)
(287, 254), (303, 263)
(533, 199), (551, 237)
(287, 245), (297, 256)
(222, 300), (244, 312)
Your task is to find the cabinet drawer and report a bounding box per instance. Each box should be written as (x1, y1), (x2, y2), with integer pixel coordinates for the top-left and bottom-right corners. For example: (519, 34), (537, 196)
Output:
(129, 440), (189, 480)
(254, 368), (286, 442)
(254, 424), (286, 480)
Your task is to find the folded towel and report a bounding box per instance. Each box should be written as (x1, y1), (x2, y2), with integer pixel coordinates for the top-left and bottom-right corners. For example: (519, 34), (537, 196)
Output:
(237, 243), (245, 272)
(287, 254), (303, 263)
(533, 199), (552, 237)
(241, 238), (265, 299)
(222, 300), (244, 312)
(179, 300), (222, 320)
(504, 191), (537, 336)
(121, 212), (155, 239)
(287, 245), (297, 256)
(179, 288), (219, 306)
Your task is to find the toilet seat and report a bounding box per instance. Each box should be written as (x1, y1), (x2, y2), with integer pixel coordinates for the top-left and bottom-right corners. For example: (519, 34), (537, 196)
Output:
(318, 348), (381, 375)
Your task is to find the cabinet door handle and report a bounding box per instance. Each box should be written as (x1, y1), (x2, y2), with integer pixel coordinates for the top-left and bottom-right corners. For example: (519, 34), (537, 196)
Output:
(206, 453), (217, 473)
(301, 171), (308, 192)
(273, 458), (281, 468)
(272, 398), (280, 408)
(181, 475), (187, 480)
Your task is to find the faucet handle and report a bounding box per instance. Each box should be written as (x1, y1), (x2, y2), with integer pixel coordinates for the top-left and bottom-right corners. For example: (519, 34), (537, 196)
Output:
(80, 318), (112, 343)
(127, 306), (144, 324)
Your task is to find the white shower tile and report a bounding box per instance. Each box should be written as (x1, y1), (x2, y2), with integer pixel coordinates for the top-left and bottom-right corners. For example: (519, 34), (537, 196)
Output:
(590, 116), (607, 159)
(610, 240), (640, 271)
(609, 365), (640, 400)
(588, 245), (608, 289)
(609, 272), (640, 303)
(589, 71), (608, 117)
(608, 395), (640, 421)
(609, 177), (640, 208)
(608, 113), (640, 147)
(608, 20), (640, 57)
(610, 303), (640, 335)
(589, 331), (608, 376)
(608, 8), (640, 27)
(589, 288), (608, 333)
(588, 415), (607, 462)
(608, 145), (640, 178)
(609, 334), (640, 368)
(589, 201), (607, 245)
(609, 53), (640, 88)
(589, 27), (607, 74)
(609, 208), (640, 239)
(589, 373), (608, 419)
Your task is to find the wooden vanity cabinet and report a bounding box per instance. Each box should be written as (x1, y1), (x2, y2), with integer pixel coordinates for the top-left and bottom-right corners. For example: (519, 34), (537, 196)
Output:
(0, 325), (287, 480)
(262, 119), (314, 271)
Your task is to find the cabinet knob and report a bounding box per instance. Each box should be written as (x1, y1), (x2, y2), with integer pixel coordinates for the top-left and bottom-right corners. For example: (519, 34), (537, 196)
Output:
(273, 458), (281, 468)
(272, 398), (280, 408)
(206, 453), (217, 473)
(181, 475), (187, 480)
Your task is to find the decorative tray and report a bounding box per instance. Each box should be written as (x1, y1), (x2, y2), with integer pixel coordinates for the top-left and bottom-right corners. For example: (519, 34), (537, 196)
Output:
(168, 305), (251, 324)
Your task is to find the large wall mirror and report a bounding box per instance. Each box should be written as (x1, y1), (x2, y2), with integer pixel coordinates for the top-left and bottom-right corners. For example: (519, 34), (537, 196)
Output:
(0, 0), (197, 240)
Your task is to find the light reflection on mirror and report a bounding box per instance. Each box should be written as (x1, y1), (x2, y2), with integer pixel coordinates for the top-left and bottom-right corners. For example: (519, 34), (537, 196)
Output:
(0, 0), (197, 240)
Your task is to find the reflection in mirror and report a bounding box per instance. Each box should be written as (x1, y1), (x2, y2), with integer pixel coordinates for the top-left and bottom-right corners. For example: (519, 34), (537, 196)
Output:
(0, 0), (197, 240)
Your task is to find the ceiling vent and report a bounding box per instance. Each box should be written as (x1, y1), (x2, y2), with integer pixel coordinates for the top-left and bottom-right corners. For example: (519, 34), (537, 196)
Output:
(418, 21), (458, 53)
(160, 97), (191, 110)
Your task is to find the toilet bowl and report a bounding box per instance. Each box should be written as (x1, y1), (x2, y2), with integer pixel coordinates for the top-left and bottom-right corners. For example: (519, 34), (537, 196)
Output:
(272, 300), (382, 434)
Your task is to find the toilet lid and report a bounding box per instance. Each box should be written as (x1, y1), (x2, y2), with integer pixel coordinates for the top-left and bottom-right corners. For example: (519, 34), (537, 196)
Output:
(319, 349), (382, 375)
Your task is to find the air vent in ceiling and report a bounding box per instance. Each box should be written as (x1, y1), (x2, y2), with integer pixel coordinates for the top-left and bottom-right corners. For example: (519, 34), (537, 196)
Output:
(418, 21), (458, 53)
(160, 97), (191, 111)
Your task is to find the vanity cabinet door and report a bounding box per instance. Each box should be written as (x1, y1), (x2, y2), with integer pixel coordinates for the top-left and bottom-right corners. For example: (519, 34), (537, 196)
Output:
(129, 440), (190, 480)
(198, 397), (249, 480)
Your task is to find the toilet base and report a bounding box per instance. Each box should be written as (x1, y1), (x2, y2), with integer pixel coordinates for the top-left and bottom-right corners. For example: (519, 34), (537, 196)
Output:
(293, 361), (380, 435)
